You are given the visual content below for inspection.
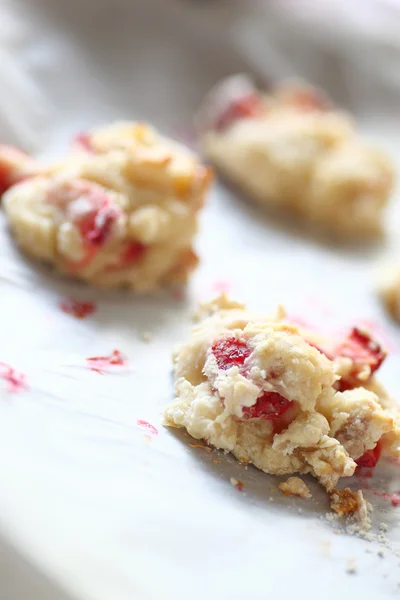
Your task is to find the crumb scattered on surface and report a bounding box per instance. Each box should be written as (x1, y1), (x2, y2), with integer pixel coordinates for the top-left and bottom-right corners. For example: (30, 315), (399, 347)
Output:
(279, 477), (312, 499)
(189, 442), (212, 452)
(378, 550), (385, 558)
(330, 489), (372, 533)
(230, 477), (244, 491)
(380, 523), (388, 532)
(140, 331), (153, 342)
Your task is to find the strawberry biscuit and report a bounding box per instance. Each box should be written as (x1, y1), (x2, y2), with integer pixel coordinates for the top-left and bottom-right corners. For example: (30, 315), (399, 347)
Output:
(164, 295), (400, 491)
(199, 75), (394, 238)
(1, 122), (212, 290)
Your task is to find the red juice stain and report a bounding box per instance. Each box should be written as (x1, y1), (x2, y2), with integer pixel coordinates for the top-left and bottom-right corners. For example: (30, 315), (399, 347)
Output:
(60, 298), (96, 319)
(372, 491), (400, 507)
(137, 419), (158, 436)
(86, 349), (127, 374)
(0, 362), (27, 392)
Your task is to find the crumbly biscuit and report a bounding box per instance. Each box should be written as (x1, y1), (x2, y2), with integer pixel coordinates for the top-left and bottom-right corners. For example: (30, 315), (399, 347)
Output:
(164, 295), (400, 490)
(1, 122), (212, 290)
(199, 75), (394, 237)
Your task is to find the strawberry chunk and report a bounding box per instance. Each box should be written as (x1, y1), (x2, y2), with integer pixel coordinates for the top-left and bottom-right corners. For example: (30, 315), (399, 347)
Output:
(59, 180), (121, 248)
(211, 337), (251, 370)
(60, 298), (96, 319)
(356, 441), (382, 468)
(0, 361), (27, 392)
(77, 203), (119, 247)
(336, 327), (386, 375)
(119, 241), (146, 265)
(242, 390), (293, 421)
(215, 94), (264, 132)
(282, 87), (329, 112)
(0, 145), (30, 195)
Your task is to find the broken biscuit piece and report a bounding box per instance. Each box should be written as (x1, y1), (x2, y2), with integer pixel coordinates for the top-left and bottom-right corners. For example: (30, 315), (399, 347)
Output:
(164, 295), (400, 491)
(279, 477), (312, 499)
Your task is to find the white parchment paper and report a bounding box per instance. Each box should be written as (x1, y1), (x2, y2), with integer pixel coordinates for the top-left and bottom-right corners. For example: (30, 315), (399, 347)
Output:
(0, 1), (400, 599)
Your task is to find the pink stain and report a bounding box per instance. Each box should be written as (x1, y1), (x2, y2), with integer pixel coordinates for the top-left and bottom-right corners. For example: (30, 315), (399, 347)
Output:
(73, 132), (94, 153)
(0, 362), (27, 392)
(137, 419), (158, 436)
(372, 491), (400, 507)
(60, 298), (96, 319)
(211, 279), (232, 295)
(86, 349), (127, 374)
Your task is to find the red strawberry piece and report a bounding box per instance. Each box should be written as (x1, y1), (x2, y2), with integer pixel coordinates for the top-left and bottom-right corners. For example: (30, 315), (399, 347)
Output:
(356, 441), (382, 469)
(60, 298), (96, 319)
(0, 145), (31, 195)
(211, 337), (251, 370)
(215, 94), (264, 132)
(77, 203), (119, 247)
(242, 390), (293, 421)
(336, 328), (386, 375)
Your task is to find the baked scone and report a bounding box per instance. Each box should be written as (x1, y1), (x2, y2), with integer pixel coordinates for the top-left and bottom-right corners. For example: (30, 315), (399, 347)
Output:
(1, 123), (212, 290)
(378, 266), (400, 323)
(199, 75), (394, 237)
(164, 295), (400, 491)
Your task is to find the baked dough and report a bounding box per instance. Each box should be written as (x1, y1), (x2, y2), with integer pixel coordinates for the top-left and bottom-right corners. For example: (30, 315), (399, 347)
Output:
(199, 75), (394, 237)
(1, 122), (212, 290)
(164, 295), (400, 490)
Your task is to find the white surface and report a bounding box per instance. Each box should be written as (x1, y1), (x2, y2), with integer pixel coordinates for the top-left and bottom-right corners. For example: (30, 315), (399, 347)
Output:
(1, 1), (400, 599)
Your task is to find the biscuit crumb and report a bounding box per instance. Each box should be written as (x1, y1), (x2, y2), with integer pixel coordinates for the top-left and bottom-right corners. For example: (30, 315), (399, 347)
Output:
(379, 523), (388, 532)
(330, 488), (359, 516)
(279, 477), (312, 499)
(378, 550), (385, 558)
